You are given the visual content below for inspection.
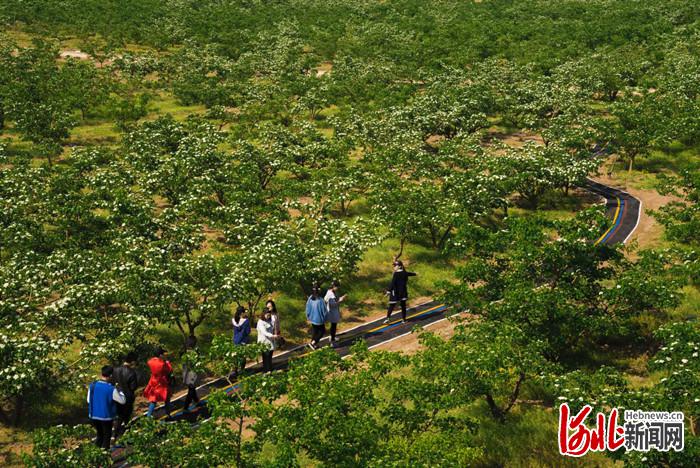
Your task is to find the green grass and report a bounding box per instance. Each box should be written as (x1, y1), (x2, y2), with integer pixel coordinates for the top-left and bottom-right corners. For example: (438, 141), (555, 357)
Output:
(147, 93), (207, 121)
(605, 144), (700, 191)
(466, 403), (619, 467)
(3, 28), (35, 47)
(69, 120), (120, 145)
(671, 285), (700, 322)
(0, 425), (30, 467)
(639, 144), (700, 175)
(603, 166), (660, 190)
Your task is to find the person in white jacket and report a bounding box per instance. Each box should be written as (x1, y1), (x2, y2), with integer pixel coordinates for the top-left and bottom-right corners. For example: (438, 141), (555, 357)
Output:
(257, 309), (280, 372)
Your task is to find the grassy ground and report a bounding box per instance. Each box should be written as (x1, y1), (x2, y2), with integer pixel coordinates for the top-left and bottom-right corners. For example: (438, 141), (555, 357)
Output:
(467, 403), (620, 467)
(602, 142), (700, 191)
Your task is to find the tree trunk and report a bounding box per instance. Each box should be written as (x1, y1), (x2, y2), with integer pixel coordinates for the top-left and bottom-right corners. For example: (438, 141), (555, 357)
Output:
(503, 372), (525, 415)
(13, 395), (24, 426)
(607, 155), (618, 177)
(438, 226), (453, 250)
(236, 413), (244, 467)
(340, 198), (352, 217)
(429, 225), (438, 248)
(688, 416), (697, 437)
(175, 319), (187, 345)
(0, 405), (9, 425)
(394, 237), (406, 261)
(485, 394), (505, 422)
(216, 190), (226, 206)
(247, 293), (265, 319)
(484, 372), (525, 422)
(525, 192), (539, 209)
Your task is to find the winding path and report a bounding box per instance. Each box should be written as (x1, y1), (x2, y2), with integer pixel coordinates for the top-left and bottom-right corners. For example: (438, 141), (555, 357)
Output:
(584, 178), (643, 245)
(111, 179), (642, 464)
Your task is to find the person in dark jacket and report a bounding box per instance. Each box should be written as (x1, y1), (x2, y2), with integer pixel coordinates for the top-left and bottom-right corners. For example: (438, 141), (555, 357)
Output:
(232, 306), (251, 376)
(384, 260), (417, 324)
(113, 353), (138, 439)
(232, 306), (251, 345)
(87, 366), (126, 450)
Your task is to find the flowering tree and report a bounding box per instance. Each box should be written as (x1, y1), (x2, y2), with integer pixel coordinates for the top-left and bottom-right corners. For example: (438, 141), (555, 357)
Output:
(553, 323), (700, 467)
(610, 92), (662, 173)
(415, 321), (552, 421)
(284, 198), (380, 293)
(22, 424), (112, 467)
(0, 149), (155, 424)
(168, 42), (238, 108)
(252, 343), (483, 465)
(654, 168), (700, 247)
(220, 225), (300, 314)
(442, 212), (683, 360)
(494, 142), (597, 207)
(406, 74), (492, 138)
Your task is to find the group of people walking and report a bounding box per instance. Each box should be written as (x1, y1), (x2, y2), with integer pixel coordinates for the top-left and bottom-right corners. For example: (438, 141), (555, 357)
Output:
(230, 299), (282, 372)
(302, 259), (414, 345)
(306, 281), (347, 349)
(305, 260), (416, 346)
(86, 344), (200, 450)
(86, 260), (416, 450)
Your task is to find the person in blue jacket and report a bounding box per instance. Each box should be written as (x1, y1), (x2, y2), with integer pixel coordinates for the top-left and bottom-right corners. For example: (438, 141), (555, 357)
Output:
(306, 284), (328, 350)
(232, 306), (251, 375)
(232, 306), (251, 345)
(87, 365), (126, 449)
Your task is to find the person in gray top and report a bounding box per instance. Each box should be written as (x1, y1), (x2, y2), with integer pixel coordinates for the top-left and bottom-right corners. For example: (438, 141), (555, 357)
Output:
(182, 336), (200, 412)
(324, 281), (347, 346)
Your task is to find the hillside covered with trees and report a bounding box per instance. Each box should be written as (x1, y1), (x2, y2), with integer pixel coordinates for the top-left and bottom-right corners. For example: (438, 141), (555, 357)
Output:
(1, 0), (699, 466)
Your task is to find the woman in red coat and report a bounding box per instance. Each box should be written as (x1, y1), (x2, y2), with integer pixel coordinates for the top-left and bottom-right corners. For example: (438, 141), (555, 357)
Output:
(144, 347), (172, 417)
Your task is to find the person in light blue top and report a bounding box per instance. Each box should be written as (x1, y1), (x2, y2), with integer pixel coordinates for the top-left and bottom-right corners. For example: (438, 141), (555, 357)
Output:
(306, 284), (328, 350)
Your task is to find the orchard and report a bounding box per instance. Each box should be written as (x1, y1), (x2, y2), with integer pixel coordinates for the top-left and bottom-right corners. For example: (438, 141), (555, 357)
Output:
(0, 0), (699, 466)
